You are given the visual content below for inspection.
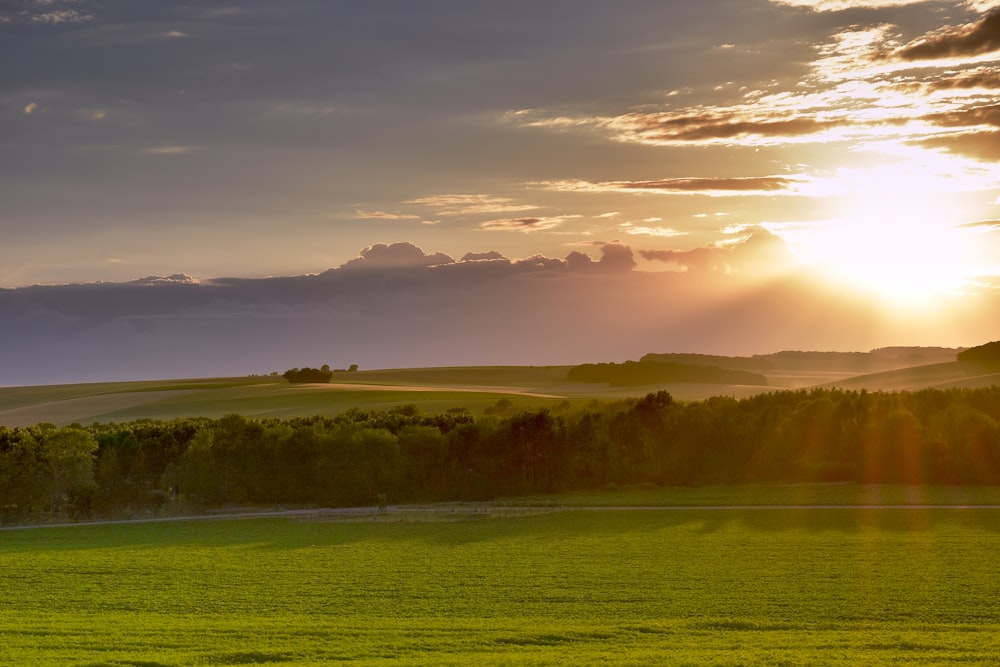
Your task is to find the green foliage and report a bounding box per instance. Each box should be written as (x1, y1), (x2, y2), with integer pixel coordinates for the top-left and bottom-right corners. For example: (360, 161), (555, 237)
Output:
(5, 386), (1000, 523)
(282, 367), (334, 383)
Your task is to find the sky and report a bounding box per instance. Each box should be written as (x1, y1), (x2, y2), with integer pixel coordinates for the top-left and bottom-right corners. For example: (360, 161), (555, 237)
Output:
(2, 0), (1000, 385)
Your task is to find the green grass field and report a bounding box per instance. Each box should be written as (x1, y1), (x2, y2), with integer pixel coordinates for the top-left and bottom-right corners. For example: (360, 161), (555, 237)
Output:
(4, 355), (999, 428)
(4, 501), (1000, 665)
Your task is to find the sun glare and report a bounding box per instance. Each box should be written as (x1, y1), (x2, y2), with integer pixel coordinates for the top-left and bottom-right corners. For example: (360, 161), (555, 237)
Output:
(790, 157), (990, 306)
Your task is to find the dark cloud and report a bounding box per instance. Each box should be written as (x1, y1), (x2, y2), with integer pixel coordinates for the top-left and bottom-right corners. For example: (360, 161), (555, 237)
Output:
(892, 10), (1000, 61)
(566, 242), (638, 273)
(1, 239), (995, 387)
(922, 103), (1000, 128)
(924, 70), (1000, 92)
(129, 274), (199, 286)
(916, 130), (1000, 160)
(612, 111), (842, 144)
(480, 216), (566, 232)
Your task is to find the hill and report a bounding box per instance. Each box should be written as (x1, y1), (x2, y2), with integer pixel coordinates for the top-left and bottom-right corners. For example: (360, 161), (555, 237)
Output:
(1, 346), (995, 427)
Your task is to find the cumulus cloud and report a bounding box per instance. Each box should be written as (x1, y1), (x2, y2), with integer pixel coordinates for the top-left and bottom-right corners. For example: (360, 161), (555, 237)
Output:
(640, 227), (800, 275)
(460, 250), (508, 261)
(1, 239), (996, 386)
(129, 274), (200, 286)
(30, 9), (93, 23)
(890, 10), (1000, 61)
(339, 242), (454, 270)
(23, 102), (38, 114)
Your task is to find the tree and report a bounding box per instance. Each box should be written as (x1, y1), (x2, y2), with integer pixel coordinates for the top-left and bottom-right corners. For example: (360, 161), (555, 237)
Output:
(283, 367), (334, 383)
(42, 428), (99, 514)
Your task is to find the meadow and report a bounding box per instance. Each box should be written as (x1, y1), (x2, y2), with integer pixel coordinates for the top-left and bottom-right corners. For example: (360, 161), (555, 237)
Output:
(3, 355), (998, 428)
(3, 500), (1000, 665)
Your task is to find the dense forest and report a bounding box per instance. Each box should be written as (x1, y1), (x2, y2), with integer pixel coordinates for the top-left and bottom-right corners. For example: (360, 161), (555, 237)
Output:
(3, 386), (1000, 523)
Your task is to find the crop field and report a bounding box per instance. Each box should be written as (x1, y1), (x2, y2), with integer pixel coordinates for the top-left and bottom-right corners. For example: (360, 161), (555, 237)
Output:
(4, 353), (998, 427)
(4, 505), (1000, 665)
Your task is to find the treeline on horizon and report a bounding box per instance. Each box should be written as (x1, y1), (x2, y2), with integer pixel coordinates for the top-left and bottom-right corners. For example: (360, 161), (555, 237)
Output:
(4, 385), (1000, 523)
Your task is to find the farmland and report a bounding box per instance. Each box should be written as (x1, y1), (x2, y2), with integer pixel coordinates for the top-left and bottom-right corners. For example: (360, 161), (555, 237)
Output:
(1, 347), (998, 427)
(3, 500), (1000, 665)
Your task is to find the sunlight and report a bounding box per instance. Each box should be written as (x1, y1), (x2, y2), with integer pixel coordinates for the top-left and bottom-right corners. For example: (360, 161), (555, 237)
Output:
(786, 156), (993, 306)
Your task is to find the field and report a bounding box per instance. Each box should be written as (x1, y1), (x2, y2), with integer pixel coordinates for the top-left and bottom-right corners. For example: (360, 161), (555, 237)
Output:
(3, 353), (998, 427)
(4, 491), (1000, 665)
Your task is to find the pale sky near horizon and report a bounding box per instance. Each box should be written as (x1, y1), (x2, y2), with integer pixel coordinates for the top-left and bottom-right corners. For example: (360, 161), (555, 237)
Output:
(2, 0), (1000, 384)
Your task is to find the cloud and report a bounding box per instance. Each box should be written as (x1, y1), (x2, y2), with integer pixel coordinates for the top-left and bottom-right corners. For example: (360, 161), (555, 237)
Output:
(1, 239), (995, 386)
(922, 103), (1000, 128)
(405, 194), (537, 216)
(916, 68), (1000, 92)
(621, 224), (687, 238)
(354, 210), (421, 221)
(770, 0), (993, 9)
(608, 112), (842, 145)
(460, 250), (508, 261)
(516, 109), (844, 147)
(339, 242), (454, 270)
(165, 31), (188, 38)
(917, 130), (1000, 160)
(640, 227), (800, 275)
(480, 216), (575, 232)
(890, 10), (1000, 61)
(538, 176), (807, 196)
(23, 102), (38, 114)
(591, 242), (637, 273)
(129, 274), (200, 286)
(143, 146), (195, 155)
(30, 9), (93, 24)
(960, 219), (1000, 230)
(769, 0), (929, 9)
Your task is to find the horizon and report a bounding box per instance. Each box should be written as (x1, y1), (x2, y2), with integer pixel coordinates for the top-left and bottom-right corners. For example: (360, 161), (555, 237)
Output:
(3, 1), (1000, 386)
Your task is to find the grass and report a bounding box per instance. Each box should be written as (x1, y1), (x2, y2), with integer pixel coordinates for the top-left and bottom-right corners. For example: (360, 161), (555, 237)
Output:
(3, 358), (999, 427)
(505, 482), (1000, 508)
(3, 504), (1000, 664)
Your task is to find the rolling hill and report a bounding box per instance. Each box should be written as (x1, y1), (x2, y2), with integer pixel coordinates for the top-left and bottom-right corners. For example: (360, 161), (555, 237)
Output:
(2, 346), (998, 428)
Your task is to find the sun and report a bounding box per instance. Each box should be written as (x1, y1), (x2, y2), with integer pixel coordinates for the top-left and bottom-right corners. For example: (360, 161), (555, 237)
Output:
(789, 158), (991, 306)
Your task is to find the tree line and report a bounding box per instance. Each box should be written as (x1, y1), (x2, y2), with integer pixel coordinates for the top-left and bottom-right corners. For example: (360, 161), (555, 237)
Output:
(3, 385), (1000, 523)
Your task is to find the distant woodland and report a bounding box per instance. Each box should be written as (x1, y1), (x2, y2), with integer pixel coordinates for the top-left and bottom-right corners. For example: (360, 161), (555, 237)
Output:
(4, 384), (1000, 523)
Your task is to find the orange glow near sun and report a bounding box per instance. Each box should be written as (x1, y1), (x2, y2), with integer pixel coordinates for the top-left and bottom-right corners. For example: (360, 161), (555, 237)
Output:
(782, 150), (997, 306)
